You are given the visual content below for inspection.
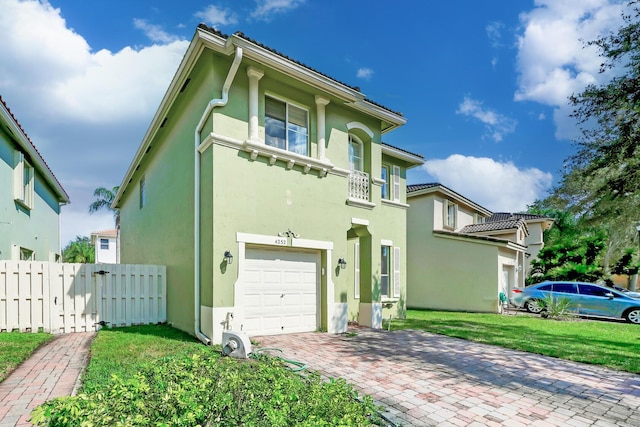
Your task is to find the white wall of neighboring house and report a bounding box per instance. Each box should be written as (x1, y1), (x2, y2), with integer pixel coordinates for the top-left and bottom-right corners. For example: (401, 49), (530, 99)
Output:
(91, 230), (118, 264)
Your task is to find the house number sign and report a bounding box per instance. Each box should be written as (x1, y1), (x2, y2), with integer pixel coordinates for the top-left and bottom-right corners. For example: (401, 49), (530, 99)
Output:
(274, 238), (288, 246)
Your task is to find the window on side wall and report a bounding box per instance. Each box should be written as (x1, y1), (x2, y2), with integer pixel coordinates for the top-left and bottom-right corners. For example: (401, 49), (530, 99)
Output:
(444, 200), (457, 229)
(20, 247), (33, 261)
(100, 239), (109, 250)
(265, 96), (309, 156)
(381, 166), (389, 199)
(139, 176), (146, 209)
(381, 246), (390, 298)
(348, 135), (363, 171)
(13, 151), (34, 209)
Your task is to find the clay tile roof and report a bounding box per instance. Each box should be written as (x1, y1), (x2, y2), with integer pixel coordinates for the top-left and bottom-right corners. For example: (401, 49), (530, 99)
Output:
(197, 25), (404, 117)
(488, 212), (551, 222)
(406, 183), (440, 193)
(460, 218), (526, 234)
(91, 229), (118, 238)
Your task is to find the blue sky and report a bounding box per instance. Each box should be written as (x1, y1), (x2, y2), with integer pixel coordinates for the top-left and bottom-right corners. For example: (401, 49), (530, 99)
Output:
(0, 0), (627, 246)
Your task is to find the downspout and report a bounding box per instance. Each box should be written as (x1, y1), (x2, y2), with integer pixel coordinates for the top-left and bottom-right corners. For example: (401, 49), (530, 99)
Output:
(194, 46), (243, 345)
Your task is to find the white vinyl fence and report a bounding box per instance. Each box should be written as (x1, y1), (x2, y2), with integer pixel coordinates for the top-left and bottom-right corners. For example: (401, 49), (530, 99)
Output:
(0, 261), (166, 334)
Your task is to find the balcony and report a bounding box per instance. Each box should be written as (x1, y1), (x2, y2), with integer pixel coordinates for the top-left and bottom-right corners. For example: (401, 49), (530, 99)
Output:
(347, 170), (374, 209)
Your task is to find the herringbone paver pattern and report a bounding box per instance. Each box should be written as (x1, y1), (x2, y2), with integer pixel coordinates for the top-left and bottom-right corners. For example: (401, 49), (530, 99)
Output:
(0, 332), (95, 427)
(255, 328), (640, 427)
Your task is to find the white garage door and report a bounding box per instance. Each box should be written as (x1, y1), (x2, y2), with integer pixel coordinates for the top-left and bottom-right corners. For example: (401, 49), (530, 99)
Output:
(242, 247), (319, 336)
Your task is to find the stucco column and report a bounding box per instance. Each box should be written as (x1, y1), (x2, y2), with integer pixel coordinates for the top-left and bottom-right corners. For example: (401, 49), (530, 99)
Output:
(247, 67), (264, 143)
(315, 95), (330, 160)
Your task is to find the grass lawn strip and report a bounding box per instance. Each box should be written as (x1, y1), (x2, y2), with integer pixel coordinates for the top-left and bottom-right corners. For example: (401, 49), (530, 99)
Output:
(0, 332), (53, 382)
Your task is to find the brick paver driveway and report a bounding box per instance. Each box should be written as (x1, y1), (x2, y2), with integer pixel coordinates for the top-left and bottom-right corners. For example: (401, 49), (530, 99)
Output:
(254, 328), (640, 426)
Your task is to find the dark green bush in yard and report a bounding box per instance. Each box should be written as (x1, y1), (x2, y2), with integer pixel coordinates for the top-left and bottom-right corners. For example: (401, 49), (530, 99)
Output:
(31, 352), (382, 426)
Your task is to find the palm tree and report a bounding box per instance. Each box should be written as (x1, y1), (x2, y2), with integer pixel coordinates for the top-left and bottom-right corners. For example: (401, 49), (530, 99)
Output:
(62, 236), (95, 263)
(89, 186), (120, 226)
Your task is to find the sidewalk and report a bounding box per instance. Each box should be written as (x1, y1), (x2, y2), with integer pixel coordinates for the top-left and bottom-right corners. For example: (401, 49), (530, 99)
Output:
(0, 332), (95, 427)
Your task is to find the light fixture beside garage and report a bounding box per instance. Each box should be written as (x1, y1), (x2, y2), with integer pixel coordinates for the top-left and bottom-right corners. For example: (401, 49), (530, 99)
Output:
(224, 250), (233, 264)
(338, 258), (347, 269)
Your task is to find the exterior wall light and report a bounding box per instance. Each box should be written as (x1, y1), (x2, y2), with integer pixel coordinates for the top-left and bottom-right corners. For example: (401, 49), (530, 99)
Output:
(338, 258), (347, 269)
(224, 250), (233, 264)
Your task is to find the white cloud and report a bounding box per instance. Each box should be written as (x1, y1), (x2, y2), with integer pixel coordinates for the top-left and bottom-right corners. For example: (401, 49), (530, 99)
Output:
(251, 0), (305, 20)
(456, 97), (517, 142)
(133, 18), (181, 43)
(0, 0), (189, 124)
(194, 5), (238, 28)
(357, 67), (374, 81)
(515, 0), (625, 139)
(422, 154), (553, 211)
(486, 21), (505, 48)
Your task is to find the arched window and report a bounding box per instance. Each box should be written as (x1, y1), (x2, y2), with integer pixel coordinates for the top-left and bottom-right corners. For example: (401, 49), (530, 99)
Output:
(348, 135), (363, 171)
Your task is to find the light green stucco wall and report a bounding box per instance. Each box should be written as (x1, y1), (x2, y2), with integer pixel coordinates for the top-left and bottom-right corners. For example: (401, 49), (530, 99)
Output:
(118, 47), (412, 338)
(407, 194), (502, 313)
(0, 130), (62, 261)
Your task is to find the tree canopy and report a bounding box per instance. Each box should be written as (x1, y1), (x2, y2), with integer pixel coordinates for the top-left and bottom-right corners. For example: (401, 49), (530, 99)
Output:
(89, 186), (120, 226)
(62, 236), (95, 263)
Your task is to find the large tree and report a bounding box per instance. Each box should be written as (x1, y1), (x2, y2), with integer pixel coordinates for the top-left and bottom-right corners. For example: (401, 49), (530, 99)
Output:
(62, 236), (95, 263)
(540, 1), (640, 279)
(89, 186), (120, 226)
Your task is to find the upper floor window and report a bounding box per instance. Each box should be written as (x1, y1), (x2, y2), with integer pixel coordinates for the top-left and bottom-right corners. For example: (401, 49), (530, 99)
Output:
(14, 151), (34, 209)
(348, 135), (363, 171)
(100, 239), (109, 250)
(444, 200), (457, 229)
(20, 247), (33, 261)
(381, 166), (389, 199)
(474, 214), (485, 224)
(265, 96), (308, 156)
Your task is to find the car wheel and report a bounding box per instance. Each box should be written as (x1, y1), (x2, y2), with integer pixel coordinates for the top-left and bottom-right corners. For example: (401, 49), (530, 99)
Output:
(525, 299), (544, 314)
(625, 308), (640, 324)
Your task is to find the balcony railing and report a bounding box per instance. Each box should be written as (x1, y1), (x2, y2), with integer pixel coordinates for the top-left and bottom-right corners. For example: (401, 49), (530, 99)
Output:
(348, 170), (370, 201)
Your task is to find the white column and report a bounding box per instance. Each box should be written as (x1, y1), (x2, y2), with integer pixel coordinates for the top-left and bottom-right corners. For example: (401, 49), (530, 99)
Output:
(315, 95), (330, 160)
(247, 67), (264, 143)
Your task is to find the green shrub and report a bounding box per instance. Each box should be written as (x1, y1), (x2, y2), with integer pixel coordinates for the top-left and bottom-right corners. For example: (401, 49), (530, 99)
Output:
(31, 353), (382, 426)
(540, 294), (574, 320)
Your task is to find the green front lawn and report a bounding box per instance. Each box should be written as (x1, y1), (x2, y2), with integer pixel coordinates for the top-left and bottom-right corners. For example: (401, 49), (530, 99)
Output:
(0, 332), (53, 382)
(390, 309), (640, 373)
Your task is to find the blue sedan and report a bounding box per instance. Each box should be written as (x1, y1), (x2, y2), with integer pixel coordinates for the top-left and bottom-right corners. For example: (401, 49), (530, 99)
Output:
(511, 281), (640, 324)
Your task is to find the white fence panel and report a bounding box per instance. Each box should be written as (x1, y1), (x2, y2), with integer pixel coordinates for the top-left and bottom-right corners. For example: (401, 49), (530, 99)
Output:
(0, 261), (166, 334)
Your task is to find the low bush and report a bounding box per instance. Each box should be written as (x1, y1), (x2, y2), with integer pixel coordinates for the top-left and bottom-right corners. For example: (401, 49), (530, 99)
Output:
(539, 294), (574, 320)
(31, 352), (382, 426)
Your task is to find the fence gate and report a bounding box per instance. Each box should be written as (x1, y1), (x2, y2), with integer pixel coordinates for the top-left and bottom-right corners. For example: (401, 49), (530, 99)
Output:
(0, 261), (166, 333)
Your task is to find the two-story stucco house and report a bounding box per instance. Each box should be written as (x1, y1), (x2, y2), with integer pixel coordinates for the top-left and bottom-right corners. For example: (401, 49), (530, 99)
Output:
(113, 27), (424, 344)
(91, 228), (119, 264)
(0, 97), (69, 261)
(406, 183), (527, 313)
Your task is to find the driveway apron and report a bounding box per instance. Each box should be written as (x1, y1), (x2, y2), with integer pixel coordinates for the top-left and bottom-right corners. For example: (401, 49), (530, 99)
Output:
(0, 332), (95, 427)
(254, 328), (640, 427)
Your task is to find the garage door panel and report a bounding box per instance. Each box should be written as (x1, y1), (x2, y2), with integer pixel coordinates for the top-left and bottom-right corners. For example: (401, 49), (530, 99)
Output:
(242, 248), (318, 336)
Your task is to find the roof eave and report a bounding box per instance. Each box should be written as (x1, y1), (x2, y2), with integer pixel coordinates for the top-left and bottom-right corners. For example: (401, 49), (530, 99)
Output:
(407, 185), (492, 216)
(381, 144), (424, 167)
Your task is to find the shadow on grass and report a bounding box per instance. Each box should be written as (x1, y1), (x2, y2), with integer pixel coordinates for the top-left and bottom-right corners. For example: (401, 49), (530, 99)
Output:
(97, 323), (198, 343)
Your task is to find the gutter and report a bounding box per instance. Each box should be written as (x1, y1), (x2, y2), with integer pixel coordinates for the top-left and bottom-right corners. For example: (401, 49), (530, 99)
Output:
(194, 46), (243, 345)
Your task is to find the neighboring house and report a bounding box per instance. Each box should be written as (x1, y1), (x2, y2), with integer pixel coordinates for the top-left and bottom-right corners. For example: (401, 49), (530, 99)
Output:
(0, 97), (69, 261)
(406, 183), (527, 313)
(113, 26), (424, 344)
(91, 228), (119, 264)
(486, 212), (554, 274)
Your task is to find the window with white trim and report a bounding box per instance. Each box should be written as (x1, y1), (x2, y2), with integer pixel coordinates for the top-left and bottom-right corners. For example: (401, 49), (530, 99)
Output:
(381, 166), (389, 199)
(474, 214), (485, 224)
(265, 96), (309, 156)
(393, 247), (401, 298)
(392, 165), (400, 202)
(354, 242), (360, 299)
(13, 151), (34, 209)
(381, 246), (390, 298)
(100, 239), (109, 250)
(444, 200), (457, 229)
(348, 135), (363, 171)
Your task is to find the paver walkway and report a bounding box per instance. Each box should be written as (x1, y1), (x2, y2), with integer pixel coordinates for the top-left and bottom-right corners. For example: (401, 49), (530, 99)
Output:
(0, 332), (95, 427)
(255, 328), (640, 427)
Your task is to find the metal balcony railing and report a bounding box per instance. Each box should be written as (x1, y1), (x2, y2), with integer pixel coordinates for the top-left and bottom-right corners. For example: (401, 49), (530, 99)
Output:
(348, 170), (370, 201)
